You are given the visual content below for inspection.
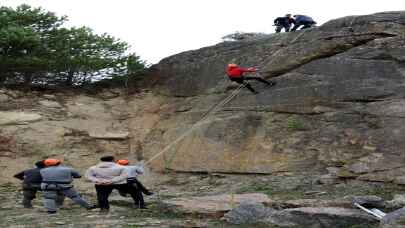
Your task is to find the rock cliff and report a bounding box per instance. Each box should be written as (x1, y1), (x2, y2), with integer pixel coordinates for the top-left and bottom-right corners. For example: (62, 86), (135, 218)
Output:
(144, 11), (405, 182)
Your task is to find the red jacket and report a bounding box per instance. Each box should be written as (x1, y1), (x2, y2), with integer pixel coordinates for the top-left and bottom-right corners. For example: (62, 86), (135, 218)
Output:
(226, 65), (257, 78)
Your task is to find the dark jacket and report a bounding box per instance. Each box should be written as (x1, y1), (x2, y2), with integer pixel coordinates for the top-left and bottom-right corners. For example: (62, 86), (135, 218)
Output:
(294, 15), (316, 24)
(14, 168), (43, 185)
(274, 17), (295, 26)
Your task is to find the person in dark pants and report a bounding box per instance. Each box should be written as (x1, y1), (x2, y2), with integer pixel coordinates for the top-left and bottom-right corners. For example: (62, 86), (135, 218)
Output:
(274, 14), (295, 33)
(40, 158), (95, 214)
(226, 63), (275, 94)
(291, 15), (316, 31)
(116, 159), (153, 209)
(14, 160), (49, 208)
(85, 156), (142, 212)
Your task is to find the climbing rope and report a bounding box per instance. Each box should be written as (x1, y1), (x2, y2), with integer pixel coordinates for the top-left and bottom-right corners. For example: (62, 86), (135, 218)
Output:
(162, 84), (246, 168)
(144, 84), (245, 165)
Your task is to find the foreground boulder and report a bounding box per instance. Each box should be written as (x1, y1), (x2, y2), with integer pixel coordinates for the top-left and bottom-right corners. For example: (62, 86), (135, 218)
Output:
(162, 193), (272, 217)
(224, 204), (378, 227)
(223, 202), (274, 225)
(268, 207), (378, 228)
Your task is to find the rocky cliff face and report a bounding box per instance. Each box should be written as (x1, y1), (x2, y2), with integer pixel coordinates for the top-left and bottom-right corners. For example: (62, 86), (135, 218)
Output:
(143, 11), (405, 183)
(0, 89), (128, 182)
(2, 12), (405, 186)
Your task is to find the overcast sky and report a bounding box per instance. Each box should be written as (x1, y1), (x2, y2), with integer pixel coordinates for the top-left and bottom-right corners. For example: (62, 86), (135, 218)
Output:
(3, 0), (405, 64)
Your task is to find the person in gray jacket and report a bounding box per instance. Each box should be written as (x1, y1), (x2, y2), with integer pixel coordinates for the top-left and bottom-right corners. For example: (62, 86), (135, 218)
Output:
(40, 158), (95, 214)
(116, 159), (153, 209)
(85, 156), (140, 212)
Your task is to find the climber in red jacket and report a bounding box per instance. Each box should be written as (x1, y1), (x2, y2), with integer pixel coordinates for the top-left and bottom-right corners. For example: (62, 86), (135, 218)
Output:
(226, 63), (275, 94)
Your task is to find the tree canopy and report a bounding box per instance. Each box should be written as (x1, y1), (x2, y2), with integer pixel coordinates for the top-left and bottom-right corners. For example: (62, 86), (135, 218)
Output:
(0, 4), (146, 87)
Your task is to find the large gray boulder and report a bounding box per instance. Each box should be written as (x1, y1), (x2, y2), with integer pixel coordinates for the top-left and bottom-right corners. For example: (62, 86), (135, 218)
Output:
(223, 202), (274, 225)
(162, 193), (272, 217)
(224, 205), (378, 227)
(268, 207), (378, 228)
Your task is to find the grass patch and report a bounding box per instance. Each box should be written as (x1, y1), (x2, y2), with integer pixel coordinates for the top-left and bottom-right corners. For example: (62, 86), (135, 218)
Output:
(286, 117), (306, 131)
(111, 201), (187, 220)
(325, 182), (405, 200)
(236, 182), (274, 195)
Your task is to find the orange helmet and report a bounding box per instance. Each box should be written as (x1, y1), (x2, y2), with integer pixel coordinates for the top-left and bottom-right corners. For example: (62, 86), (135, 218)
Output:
(117, 159), (129, 166)
(228, 63), (238, 68)
(44, 158), (61, 166)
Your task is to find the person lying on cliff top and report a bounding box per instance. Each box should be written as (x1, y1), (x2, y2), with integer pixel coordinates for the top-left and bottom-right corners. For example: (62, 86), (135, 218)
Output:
(85, 156), (143, 212)
(226, 63), (275, 94)
(291, 15), (317, 31)
(40, 158), (96, 214)
(116, 159), (153, 209)
(14, 160), (63, 208)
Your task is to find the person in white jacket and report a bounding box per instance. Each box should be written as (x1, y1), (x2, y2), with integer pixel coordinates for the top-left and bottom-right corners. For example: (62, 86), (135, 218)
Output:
(85, 156), (139, 212)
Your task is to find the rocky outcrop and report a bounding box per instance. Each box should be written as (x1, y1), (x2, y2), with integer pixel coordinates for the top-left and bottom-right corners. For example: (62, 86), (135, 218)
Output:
(223, 202), (275, 225)
(140, 11), (405, 180)
(267, 207), (378, 228)
(162, 193), (272, 217)
(163, 194), (380, 227)
(223, 203), (378, 227)
(0, 89), (138, 184)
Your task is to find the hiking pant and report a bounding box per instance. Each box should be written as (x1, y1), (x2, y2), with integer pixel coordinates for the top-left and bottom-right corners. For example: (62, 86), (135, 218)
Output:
(128, 178), (150, 195)
(22, 183), (65, 208)
(230, 76), (272, 93)
(22, 183), (41, 208)
(95, 184), (141, 210)
(42, 183), (90, 212)
(275, 24), (291, 33)
(127, 179), (145, 207)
